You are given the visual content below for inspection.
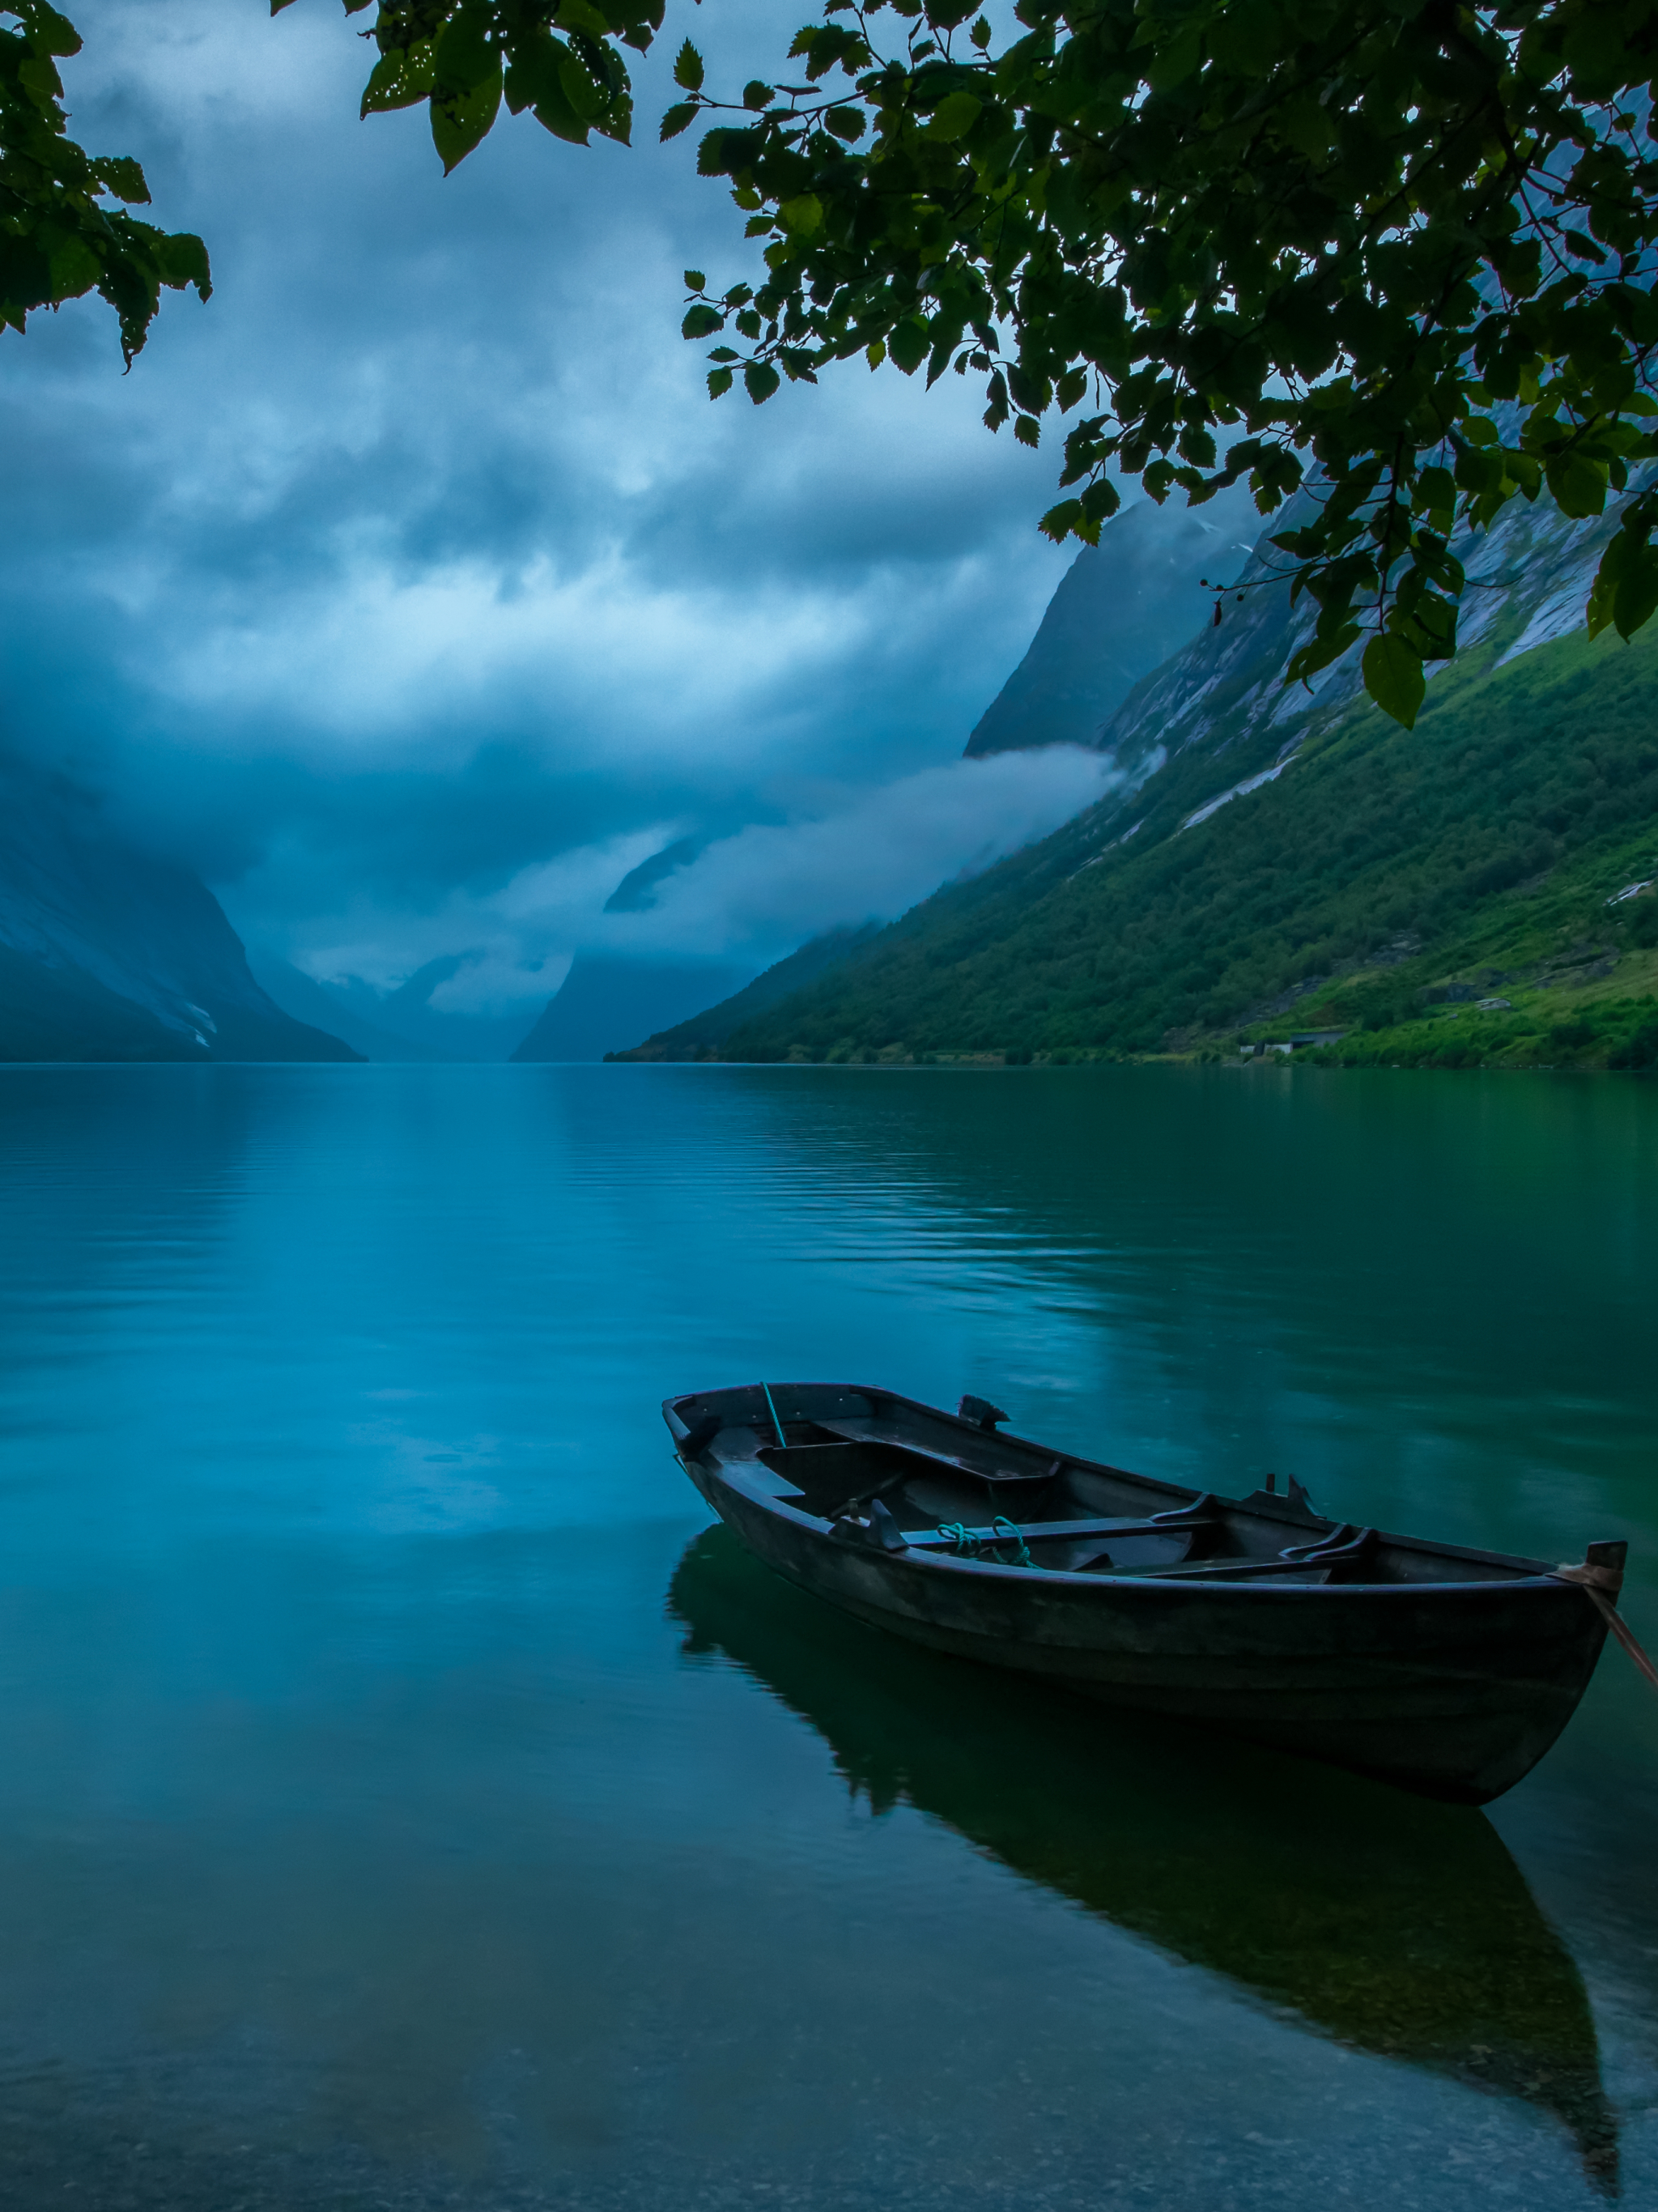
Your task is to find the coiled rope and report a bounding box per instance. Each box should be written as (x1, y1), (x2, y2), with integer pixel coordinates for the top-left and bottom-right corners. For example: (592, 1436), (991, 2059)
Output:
(937, 1516), (1034, 1568)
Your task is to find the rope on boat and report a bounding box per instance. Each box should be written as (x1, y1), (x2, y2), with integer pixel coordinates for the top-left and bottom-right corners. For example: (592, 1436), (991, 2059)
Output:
(937, 1516), (1034, 1568)
(1556, 1561), (1658, 1697)
(759, 1380), (787, 1450)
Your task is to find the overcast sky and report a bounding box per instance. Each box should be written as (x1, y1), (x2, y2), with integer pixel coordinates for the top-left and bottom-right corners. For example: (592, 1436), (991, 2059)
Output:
(0, 0), (1123, 1010)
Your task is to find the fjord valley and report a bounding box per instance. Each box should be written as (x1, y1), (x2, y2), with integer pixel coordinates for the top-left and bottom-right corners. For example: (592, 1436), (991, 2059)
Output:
(6, 481), (1656, 1081)
(618, 492), (1658, 1075)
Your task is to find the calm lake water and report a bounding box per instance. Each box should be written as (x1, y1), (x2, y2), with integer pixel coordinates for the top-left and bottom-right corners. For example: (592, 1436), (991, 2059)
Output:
(0, 1061), (1654, 2210)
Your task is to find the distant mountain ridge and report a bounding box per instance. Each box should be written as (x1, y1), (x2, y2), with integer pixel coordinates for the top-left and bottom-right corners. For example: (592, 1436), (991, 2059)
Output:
(0, 755), (357, 1063)
(249, 951), (550, 1061)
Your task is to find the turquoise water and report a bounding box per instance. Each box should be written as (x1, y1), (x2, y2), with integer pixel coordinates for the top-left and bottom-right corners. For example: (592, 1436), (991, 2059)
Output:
(0, 1061), (1653, 2209)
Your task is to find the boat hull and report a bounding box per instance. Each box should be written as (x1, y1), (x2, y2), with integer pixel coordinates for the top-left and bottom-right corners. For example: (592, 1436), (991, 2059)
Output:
(672, 1389), (1611, 1805)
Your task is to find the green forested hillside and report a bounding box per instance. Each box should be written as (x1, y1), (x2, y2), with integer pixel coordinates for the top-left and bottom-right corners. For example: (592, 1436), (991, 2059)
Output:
(627, 617), (1658, 1073)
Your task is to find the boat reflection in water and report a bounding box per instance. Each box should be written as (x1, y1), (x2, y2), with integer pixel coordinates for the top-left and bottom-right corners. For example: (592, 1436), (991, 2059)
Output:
(669, 1525), (1618, 2197)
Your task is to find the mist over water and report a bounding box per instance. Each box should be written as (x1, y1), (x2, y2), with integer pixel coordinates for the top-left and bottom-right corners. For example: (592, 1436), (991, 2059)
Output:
(0, 1062), (1652, 2209)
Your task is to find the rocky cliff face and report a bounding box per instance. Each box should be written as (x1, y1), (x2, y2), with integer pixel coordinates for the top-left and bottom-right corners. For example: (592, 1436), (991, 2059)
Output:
(1087, 479), (1626, 798)
(963, 490), (1260, 758)
(0, 755), (358, 1063)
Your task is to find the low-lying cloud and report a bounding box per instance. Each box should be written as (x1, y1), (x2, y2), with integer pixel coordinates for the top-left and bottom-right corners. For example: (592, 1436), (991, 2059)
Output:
(278, 747), (1116, 1015)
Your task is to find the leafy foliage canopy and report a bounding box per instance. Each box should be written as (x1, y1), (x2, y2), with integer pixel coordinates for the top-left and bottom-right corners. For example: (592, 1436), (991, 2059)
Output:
(9, 0), (1658, 722)
(0, 2), (209, 361)
(314, 0), (1658, 722)
(680, 0), (1658, 727)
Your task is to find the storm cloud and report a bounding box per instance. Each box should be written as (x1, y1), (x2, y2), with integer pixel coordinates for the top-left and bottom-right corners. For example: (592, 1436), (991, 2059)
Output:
(0, 0), (1101, 1012)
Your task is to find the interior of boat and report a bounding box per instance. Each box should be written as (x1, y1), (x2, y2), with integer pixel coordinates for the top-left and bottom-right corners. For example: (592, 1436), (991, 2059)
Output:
(674, 1386), (1542, 1589)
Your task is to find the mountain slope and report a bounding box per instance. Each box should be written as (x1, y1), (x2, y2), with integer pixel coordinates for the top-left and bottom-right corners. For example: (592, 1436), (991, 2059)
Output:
(614, 927), (882, 1062)
(964, 490), (1259, 757)
(648, 504), (1658, 1072)
(0, 756), (358, 1063)
(512, 952), (753, 1062)
(246, 951), (451, 1061)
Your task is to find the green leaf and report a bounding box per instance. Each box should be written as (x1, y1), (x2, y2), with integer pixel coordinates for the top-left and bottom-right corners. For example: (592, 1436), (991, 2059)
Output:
(435, 6), (496, 95)
(92, 157), (149, 206)
(558, 49), (606, 121)
(888, 317), (929, 374)
(778, 194), (823, 237)
(32, 4), (81, 53)
(1543, 448), (1606, 520)
(362, 40), (437, 115)
(708, 366), (734, 398)
(1040, 498), (1087, 542)
(1614, 542), (1658, 640)
(1414, 465), (1455, 522)
(431, 66), (503, 173)
(1588, 524), (1658, 642)
(1146, 27), (1201, 91)
(154, 231), (212, 300)
(1362, 634), (1426, 730)
(674, 40), (704, 91)
(504, 33), (555, 113)
(47, 235), (100, 302)
(532, 75), (591, 144)
(661, 101), (697, 141)
(925, 91), (980, 140)
(1585, 539), (1620, 640)
(1285, 627), (1360, 687)
(555, 0), (615, 42)
(684, 270), (707, 292)
(682, 303), (725, 338)
(744, 361), (781, 404)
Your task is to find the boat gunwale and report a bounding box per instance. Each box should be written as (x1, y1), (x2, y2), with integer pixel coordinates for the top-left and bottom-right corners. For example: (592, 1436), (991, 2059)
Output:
(665, 1384), (1575, 1599)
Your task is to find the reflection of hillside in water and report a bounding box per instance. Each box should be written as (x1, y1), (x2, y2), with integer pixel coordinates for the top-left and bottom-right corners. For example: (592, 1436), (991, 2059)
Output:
(670, 1528), (1618, 2196)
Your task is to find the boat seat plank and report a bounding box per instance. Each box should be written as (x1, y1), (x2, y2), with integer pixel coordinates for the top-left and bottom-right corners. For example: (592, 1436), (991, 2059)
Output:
(904, 1512), (1222, 1551)
(759, 1432), (1061, 1519)
(814, 1419), (1056, 1488)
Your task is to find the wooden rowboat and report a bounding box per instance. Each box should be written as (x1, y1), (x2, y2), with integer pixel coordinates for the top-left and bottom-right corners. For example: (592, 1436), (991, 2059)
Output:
(662, 1379), (1625, 1804)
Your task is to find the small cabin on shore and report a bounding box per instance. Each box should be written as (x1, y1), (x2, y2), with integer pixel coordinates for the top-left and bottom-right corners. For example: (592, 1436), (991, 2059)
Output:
(1239, 1030), (1349, 1057)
